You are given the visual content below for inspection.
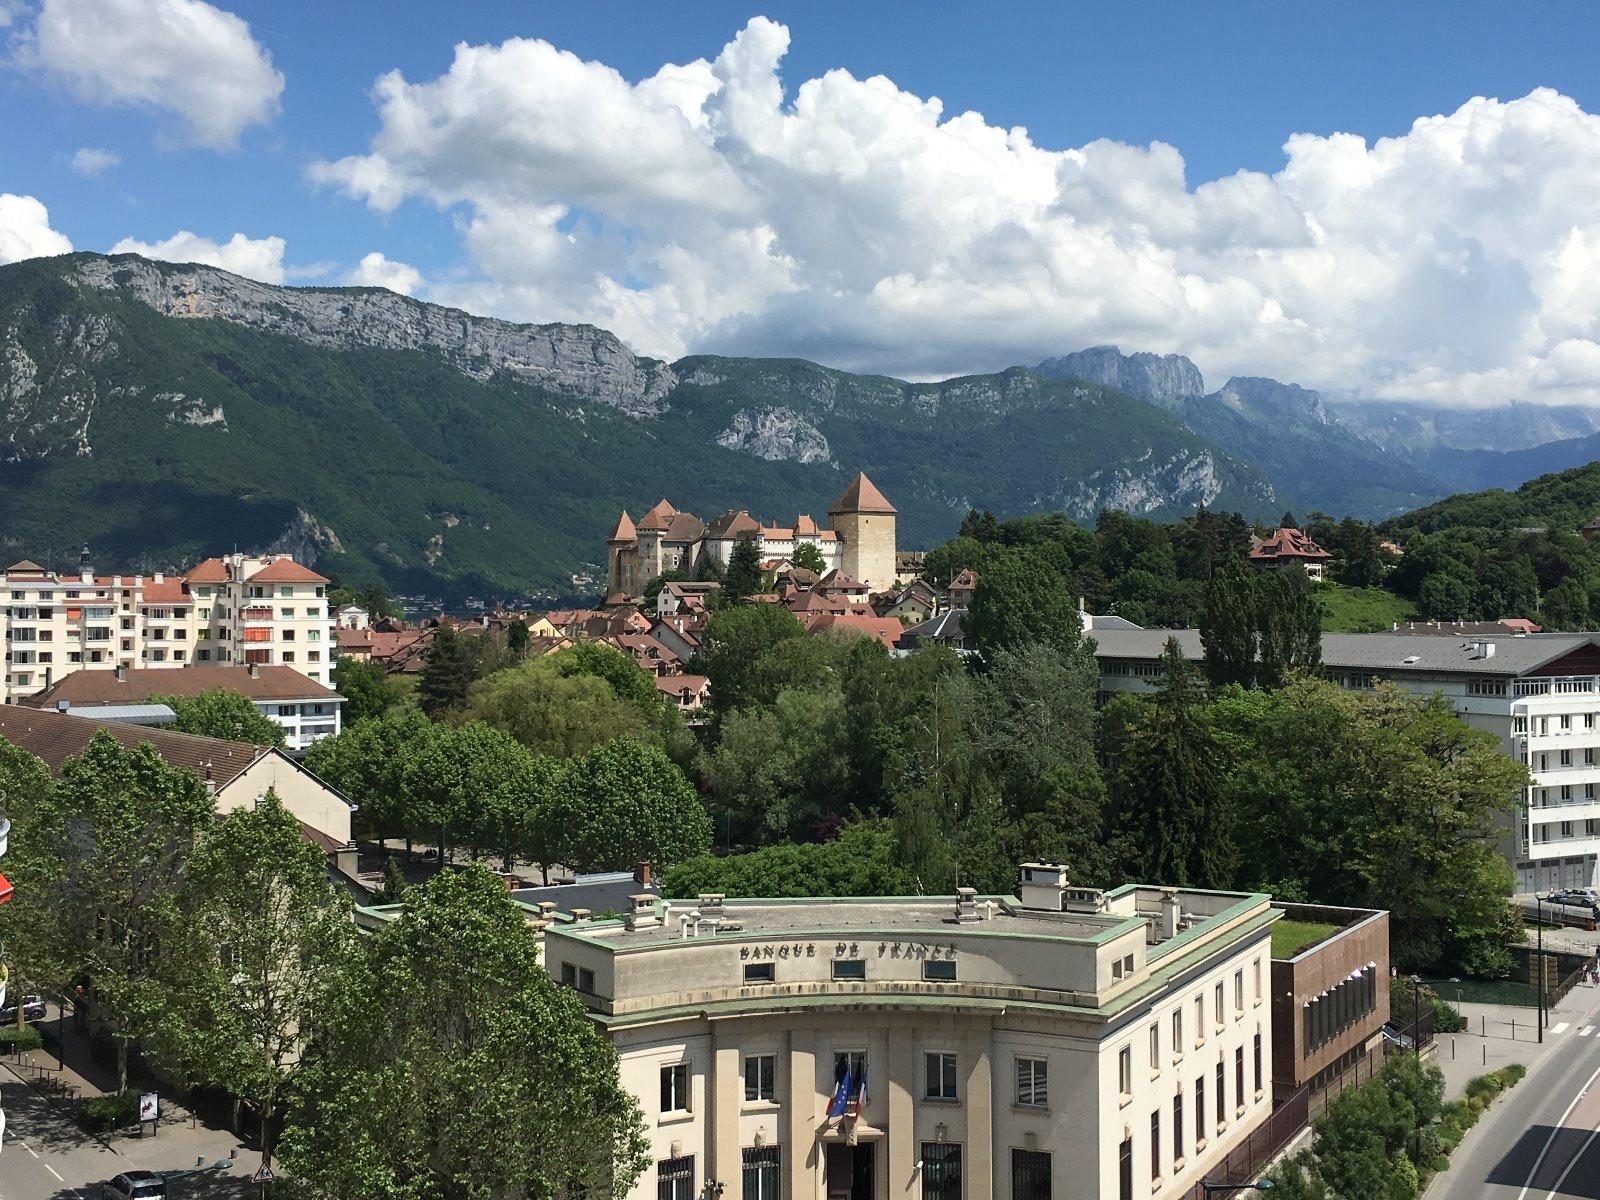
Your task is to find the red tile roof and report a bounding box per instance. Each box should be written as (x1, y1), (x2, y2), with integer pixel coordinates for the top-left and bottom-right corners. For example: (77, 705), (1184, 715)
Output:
(23, 665), (340, 706)
(807, 613), (904, 650)
(1248, 528), (1332, 563)
(183, 557), (231, 583)
(247, 557), (330, 584)
(608, 510), (638, 542)
(139, 579), (191, 604)
(636, 499), (677, 532)
(828, 472), (896, 515)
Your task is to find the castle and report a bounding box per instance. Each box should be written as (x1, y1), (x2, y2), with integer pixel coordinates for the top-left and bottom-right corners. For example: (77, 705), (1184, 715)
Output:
(606, 472), (898, 597)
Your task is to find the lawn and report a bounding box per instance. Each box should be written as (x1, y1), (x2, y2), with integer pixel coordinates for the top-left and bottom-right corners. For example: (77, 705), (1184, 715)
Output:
(1271, 918), (1341, 958)
(1318, 583), (1420, 633)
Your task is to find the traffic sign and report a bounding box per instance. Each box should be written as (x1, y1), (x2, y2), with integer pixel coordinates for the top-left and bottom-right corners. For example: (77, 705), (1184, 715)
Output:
(252, 1163), (275, 1184)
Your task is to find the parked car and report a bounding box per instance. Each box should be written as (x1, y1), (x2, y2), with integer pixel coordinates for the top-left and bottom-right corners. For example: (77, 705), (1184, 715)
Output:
(1381, 1022), (1416, 1051)
(0, 994), (46, 1023)
(100, 1172), (168, 1200)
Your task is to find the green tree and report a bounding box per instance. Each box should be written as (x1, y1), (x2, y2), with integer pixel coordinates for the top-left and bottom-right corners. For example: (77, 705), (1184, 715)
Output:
(150, 688), (285, 747)
(701, 604), (806, 714)
(662, 820), (914, 897)
(506, 619), (530, 655)
(2, 732), (215, 1093)
(1200, 562), (1258, 688)
(549, 739), (712, 872)
(1107, 639), (1236, 888)
(1256, 569), (1323, 688)
(330, 656), (397, 725)
(965, 547), (1082, 662)
(462, 658), (651, 759)
(278, 867), (648, 1200)
(304, 708), (438, 853)
(179, 791), (353, 1171)
(419, 625), (476, 716)
(0, 741), (59, 1027)
(1416, 570), (1476, 621)
(724, 534), (766, 600)
(402, 722), (537, 868)
(792, 542), (827, 574)
(1542, 574), (1592, 630)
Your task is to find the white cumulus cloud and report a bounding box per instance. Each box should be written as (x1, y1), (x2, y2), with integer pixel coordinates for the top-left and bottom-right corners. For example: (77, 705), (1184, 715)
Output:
(346, 251), (422, 296)
(69, 147), (120, 176)
(110, 229), (285, 283)
(0, 193), (73, 263)
(314, 20), (1600, 405)
(22, 0), (283, 149)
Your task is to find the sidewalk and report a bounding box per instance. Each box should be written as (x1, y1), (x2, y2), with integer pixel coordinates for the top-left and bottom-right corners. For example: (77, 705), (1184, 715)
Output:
(1430, 978), (1600, 1098)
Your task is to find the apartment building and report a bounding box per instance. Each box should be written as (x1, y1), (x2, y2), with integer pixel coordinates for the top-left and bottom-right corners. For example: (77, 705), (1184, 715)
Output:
(542, 866), (1277, 1200)
(1092, 627), (1600, 893)
(2, 552), (335, 704)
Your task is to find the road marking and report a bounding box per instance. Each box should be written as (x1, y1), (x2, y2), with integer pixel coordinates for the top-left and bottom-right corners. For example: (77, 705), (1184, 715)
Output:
(1552, 1022), (1571, 1034)
(1583, 1026), (1596, 1036)
(43, 1164), (63, 1182)
(1543, 1119), (1600, 1200)
(1516, 1061), (1600, 1200)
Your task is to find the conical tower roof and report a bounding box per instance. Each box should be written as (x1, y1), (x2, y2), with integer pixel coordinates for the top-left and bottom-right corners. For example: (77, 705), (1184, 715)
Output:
(607, 511), (638, 542)
(638, 498), (677, 531)
(828, 472), (896, 515)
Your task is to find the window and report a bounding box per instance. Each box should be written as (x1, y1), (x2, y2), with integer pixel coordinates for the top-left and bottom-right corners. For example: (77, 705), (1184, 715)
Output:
(306, 606), (321, 617)
(660, 1063), (689, 1113)
(921, 1143), (962, 1200)
(578, 967), (595, 994)
(280, 607), (295, 619)
(1148, 1024), (1160, 1073)
(282, 628), (296, 641)
(1253, 1033), (1262, 1096)
(831, 959), (866, 981)
(1562, 749), (1573, 766)
(744, 1054), (775, 1102)
(1253, 960), (1262, 1003)
(1150, 1109), (1161, 1179)
(561, 962), (577, 986)
(1562, 714), (1574, 731)
(743, 1146), (780, 1200)
(1010, 1150), (1050, 1200)
(1172, 1010), (1183, 1058)
(1173, 1090), (1184, 1163)
(745, 962), (776, 984)
(1118, 1135), (1132, 1200)
(1216, 1063), (1225, 1128)
(278, 705), (297, 717)
(279, 586), (295, 598)
(923, 959), (957, 982)
(1235, 1049), (1245, 1113)
(833, 1052), (868, 1104)
(658, 1156), (695, 1200)
(1117, 1047), (1132, 1097)
(925, 1052), (958, 1101)
(1195, 996), (1205, 1042)
(1195, 1078), (1205, 1145)
(1214, 983), (1225, 1029)
(282, 651), (295, 663)
(1016, 1057), (1047, 1108)
(1234, 971), (1244, 1015)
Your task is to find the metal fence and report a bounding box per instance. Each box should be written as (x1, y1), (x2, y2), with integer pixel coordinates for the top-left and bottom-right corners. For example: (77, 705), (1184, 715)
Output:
(1182, 1085), (1310, 1199)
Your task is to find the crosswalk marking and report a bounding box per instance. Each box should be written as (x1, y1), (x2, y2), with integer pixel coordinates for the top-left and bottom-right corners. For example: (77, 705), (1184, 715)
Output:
(1551, 1022), (1571, 1034)
(1581, 1026), (1595, 1037)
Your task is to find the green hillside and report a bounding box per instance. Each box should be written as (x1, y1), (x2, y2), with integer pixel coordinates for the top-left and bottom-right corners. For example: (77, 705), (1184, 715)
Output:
(0, 254), (1279, 599)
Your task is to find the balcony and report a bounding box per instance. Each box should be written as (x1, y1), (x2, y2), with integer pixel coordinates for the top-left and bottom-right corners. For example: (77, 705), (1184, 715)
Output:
(242, 606), (274, 623)
(1515, 676), (1600, 699)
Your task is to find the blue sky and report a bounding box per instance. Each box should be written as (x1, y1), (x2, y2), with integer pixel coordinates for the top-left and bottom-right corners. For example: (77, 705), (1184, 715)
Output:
(5, 1), (1600, 402)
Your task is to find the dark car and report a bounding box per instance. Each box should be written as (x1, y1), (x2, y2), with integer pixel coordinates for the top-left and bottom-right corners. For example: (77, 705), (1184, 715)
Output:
(100, 1172), (168, 1200)
(0, 994), (46, 1023)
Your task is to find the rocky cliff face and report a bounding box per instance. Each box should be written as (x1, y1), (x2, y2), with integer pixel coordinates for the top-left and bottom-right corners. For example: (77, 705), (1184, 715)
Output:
(73, 255), (677, 417)
(715, 406), (833, 463)
(1216, 376), (1330, 425)
(1035, 345), (1206, 407)
(1054, 448), (1274, 518)
(1, 312), (116, 460)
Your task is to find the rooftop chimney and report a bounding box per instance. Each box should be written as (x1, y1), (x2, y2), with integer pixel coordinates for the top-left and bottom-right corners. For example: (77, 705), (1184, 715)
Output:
(154, 572), (164, 584)
(1160, 889), (1180, 940)
(955, 887), (980, 924)
(570, 908), (591, 922)
(536, 901), (557, 918)
(114, 664), (126, 683)
(1018, 861), (1070, 911)
(624, 893), (659, 930)
(248, 662), (260, 679)
(634, 860), (652, 888)
(203, 762), (216, 797)
(697, 892), (725, 917)
(55, 699), (69, 713)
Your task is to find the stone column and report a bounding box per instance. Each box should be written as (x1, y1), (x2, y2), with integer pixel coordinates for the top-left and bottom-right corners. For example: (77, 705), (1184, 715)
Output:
(789, 1029), (818, 1200)
(712, 1027), (741, 1199)
(961, 1027), (994, 1200)
(887, 1024), (916, 1199)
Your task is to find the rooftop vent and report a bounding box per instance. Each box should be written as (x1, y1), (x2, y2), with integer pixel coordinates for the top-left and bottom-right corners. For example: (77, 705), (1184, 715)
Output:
(955, 887), (981, 924)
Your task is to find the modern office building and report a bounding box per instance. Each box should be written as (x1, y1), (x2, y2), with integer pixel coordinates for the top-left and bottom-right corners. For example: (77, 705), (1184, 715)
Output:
(1092, 627), (1600, 893)
(541, 867), (1277, 1200)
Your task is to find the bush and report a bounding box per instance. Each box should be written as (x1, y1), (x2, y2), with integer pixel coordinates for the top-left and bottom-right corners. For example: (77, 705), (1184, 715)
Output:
(78, 1091), (138, 1132)
(1499, 1062), (1527, 1086)
(0, 1025), (42, 1052)
(1429, 996), (1466, 1032)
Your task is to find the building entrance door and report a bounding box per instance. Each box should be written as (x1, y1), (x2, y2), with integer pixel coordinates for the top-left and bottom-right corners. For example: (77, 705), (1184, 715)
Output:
(825, 1142), (875, 1200)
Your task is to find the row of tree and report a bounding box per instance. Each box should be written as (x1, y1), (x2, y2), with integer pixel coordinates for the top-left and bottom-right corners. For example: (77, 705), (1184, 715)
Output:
(0, 732), (647, 1196)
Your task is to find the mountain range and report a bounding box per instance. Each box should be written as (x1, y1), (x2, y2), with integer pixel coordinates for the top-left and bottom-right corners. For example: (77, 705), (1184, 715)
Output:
(1, 251), (1598, 598)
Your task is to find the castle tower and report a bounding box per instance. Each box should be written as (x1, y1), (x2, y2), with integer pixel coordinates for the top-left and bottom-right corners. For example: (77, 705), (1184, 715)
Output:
(606, 511), (638, 596)
(827, 472), (897, 594)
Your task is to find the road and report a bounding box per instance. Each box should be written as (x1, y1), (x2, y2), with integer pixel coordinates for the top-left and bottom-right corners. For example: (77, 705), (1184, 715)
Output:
(1432, 985), (1600, 1198)
(0, 1073), (250, 1200)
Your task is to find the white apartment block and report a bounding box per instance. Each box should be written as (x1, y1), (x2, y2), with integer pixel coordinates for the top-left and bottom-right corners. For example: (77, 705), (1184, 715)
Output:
(541, 868), (1276, 1200)
(1093, 627), (1600, 893)
(2, 552), (336, 704)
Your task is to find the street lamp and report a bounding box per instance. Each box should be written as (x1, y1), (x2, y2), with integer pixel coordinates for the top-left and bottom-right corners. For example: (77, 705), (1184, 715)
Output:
(1410, 975), (1422, 1058)
(1200, 1180), (1274, 1196)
